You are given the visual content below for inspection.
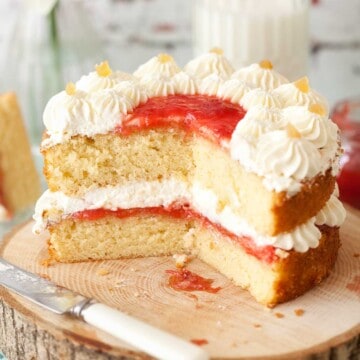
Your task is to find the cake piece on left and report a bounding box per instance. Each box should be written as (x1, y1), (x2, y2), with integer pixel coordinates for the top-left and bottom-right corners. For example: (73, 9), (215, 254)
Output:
(0, 92), (41, 220)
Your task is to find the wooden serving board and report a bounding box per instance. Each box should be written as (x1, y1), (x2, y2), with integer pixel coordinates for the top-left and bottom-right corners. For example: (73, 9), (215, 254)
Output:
(0, 206), (360, 360)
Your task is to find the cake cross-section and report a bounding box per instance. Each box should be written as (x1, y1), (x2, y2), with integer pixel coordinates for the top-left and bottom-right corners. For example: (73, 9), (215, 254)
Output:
(33, 53), (346, 306)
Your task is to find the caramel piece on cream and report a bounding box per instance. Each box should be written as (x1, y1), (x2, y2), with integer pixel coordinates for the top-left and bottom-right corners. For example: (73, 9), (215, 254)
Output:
(65, 82), (76, 96)
(294, 77), (310, 93)
(259, 60), (273, 70)
(95, 61), (112, 77)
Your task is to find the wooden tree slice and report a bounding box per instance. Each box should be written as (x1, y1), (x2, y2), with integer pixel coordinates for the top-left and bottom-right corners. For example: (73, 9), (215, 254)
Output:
(0, 206), (360, 360)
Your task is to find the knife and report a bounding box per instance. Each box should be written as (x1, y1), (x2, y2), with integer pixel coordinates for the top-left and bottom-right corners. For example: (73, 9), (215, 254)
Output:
(0, 258), (208, 360)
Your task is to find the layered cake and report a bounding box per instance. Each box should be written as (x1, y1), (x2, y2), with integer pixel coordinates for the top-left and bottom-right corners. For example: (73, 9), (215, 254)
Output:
(0, 93), (41, 220)
(33, 51), (346, 306)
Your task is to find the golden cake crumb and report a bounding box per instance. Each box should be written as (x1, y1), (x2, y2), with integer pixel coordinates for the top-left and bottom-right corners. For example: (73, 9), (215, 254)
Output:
(294, 308), (305, 316)
(95, 61), (112, 77)
(294, 76), (310, 93)
(97, 268), (110, 276)
(40, 257), (54, 267)
(259, 60), (273, 70)
(275, 248), (289, 259)
(309, 103), (326, 116)
(286, 124), (301, 139)
(253, 323), (262, 328)
(65, 82), (76, 96)
(275, 312), (285, 318)
(210, 47), (224, 55)
(173, 254), (190, 268)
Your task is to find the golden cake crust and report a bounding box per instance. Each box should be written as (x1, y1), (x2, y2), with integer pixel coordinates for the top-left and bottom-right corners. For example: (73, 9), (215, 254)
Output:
(270, 225), (340, 306)
(272, 170), (336, 234)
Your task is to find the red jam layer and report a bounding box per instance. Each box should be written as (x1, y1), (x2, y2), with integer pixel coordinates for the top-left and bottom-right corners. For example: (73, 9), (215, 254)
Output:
(72, 206), (278, 263)
(166, 269), (221, 294)
(118, 95), (246, 144)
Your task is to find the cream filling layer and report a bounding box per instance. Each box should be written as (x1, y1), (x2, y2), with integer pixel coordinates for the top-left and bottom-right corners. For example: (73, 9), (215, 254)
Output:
(33, 179), (346, 253)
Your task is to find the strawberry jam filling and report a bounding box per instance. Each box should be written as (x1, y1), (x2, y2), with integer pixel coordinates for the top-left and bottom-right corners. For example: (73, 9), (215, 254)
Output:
(72, 206), (278, 264)
(118, 95), (246, 144)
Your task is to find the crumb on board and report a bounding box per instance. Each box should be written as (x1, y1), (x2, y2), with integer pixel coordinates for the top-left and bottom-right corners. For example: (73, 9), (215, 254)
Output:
(38, 273), (51, 281)
(253, 323), (262, 328)
(173, 254), (190, 268)
(275, 312), (285, 318)
(294, 308), (305, 316)
(97, 268), (110, 276)
(275, 248), (289, 259)
(114, 279), (128, 288)
(354, 253), (360, 258)
(40, 258), (54, 267)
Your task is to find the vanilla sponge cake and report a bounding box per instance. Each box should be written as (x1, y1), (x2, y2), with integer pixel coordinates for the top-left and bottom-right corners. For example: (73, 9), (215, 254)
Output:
(34, 52), (346, 306)
(0, 93), (41, 220)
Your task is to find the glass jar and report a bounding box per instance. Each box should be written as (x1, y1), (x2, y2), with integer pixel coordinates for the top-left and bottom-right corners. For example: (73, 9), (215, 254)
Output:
(332, 99), (360, 209)
(192, 0), (309, 80)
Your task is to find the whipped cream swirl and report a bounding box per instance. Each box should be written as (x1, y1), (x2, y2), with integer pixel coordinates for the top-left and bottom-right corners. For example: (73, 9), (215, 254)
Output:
(217, 79), (253, 104)
(184, 51), (234, 79)
(173, 72), (198, 95)
(134, 54), (181, 78)
(43, 90), (95, 144)
(255, 130), (322, 180)
(241, 88), (283, 110)
(231, 106), (284, 142)
(76, 71), (134, 93)
(315, 193), (346, 227)
(282, 106), (330, 148)
(199, 74), (225, 96)
(232, 63), (289, 90)
(114, 81), (148, 108)
(274, 81), (329, 114)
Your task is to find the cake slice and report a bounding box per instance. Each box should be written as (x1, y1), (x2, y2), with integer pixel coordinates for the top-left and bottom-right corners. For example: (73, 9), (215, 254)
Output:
(33, 53), (346, 306)
(0, 93), (41, 220)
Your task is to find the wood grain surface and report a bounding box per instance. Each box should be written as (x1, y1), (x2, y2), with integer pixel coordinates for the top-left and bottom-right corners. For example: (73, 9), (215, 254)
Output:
(0, 206), (359, 360)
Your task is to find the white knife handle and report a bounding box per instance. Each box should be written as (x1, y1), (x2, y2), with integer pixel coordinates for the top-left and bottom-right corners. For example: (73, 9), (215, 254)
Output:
(81, 303), (209, 360)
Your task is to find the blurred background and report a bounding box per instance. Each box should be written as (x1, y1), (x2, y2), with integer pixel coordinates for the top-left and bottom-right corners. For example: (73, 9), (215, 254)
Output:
(0, 0), (359, 225)
(0, 0), (359, 142)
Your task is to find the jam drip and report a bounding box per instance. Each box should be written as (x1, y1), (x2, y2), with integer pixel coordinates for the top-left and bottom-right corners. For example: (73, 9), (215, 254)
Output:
(73, 206), (278, 264)
(118, 95), (246, 144)
(166, 269), (221, 294)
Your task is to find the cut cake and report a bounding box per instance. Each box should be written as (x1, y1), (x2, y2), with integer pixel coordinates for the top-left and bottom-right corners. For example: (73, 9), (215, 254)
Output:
(33, 52), (346, 306)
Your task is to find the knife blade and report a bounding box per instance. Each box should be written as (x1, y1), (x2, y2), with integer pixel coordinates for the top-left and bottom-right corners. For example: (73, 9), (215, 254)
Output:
(0, 258), (208, 360)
